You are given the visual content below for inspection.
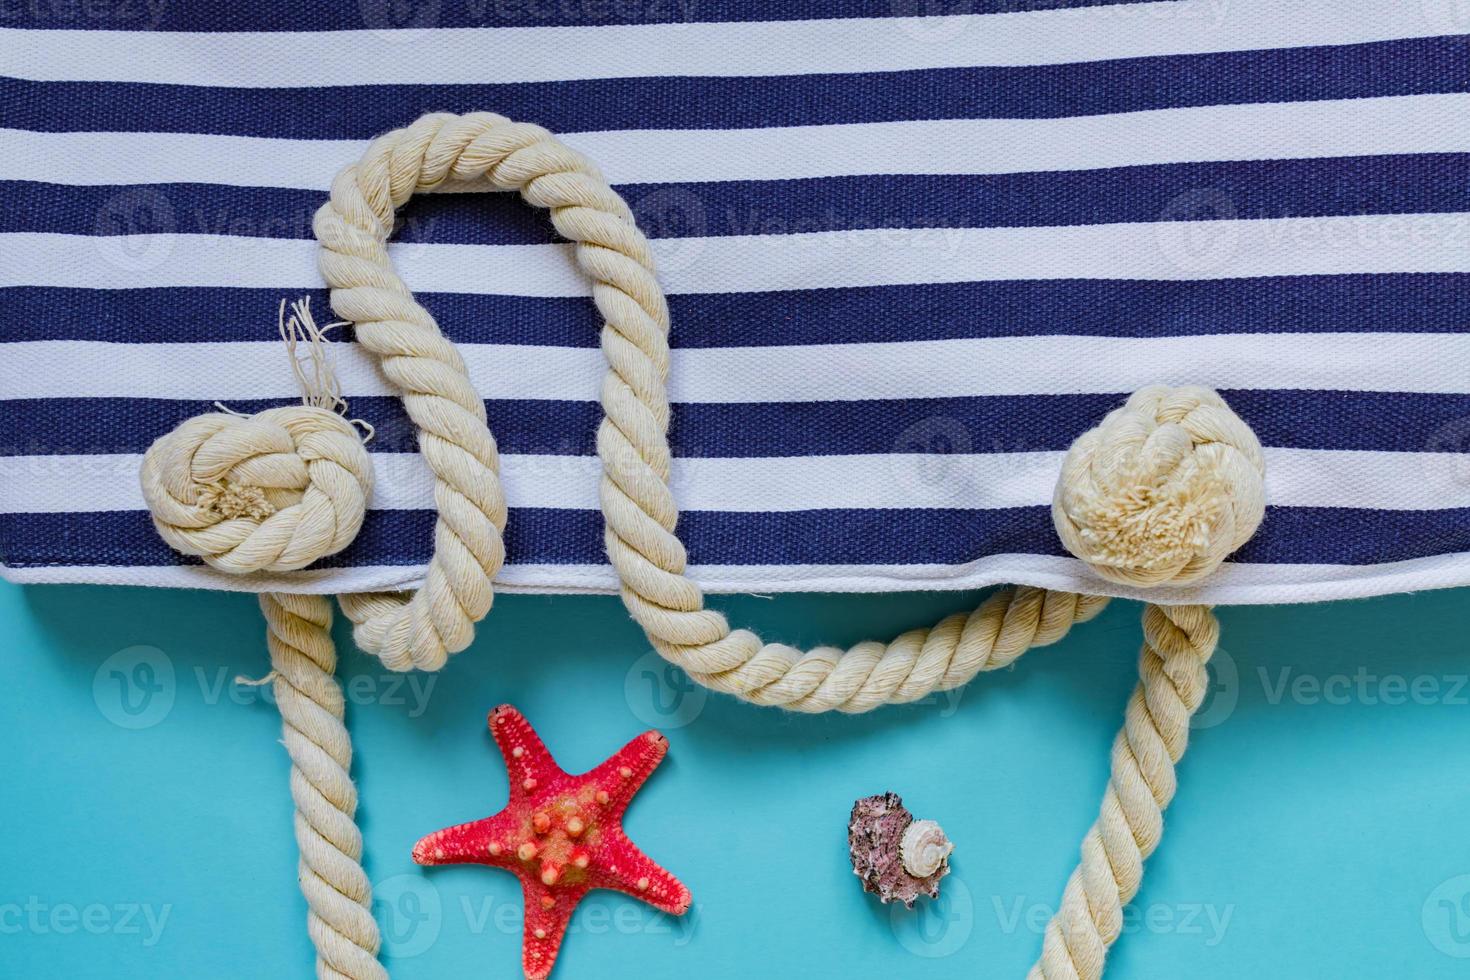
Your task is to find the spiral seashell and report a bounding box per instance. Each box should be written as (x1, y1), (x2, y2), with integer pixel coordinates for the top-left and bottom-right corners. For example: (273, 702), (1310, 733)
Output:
(899, 819), (953, 879)
(848, 793), (954, 907)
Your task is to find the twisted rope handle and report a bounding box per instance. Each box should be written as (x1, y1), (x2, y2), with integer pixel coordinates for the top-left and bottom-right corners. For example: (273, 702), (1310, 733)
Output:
(314, 116), (515, 673)
(137, 112), (1261, 980)
(316, 112), (1101, 710)
(1030, 604), (1219, 979)
(260, 593), (386, 980)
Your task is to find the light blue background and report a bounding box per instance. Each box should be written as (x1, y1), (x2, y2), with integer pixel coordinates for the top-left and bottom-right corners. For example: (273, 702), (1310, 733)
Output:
(3, 580), (1469, 978)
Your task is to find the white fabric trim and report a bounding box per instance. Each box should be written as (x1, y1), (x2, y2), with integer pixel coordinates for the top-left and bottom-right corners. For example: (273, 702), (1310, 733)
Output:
(12, 551), (1470, 607)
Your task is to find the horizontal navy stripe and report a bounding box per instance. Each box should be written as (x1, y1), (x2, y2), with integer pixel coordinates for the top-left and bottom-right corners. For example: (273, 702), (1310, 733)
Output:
(2, 505), (1466, 569)
(5, 274), (1468, 347)
(0, 0), (1171, 32)
(15, 155), (1470, 243)
(3, 38), (1461, 138)
(5, 390), (1467, 458)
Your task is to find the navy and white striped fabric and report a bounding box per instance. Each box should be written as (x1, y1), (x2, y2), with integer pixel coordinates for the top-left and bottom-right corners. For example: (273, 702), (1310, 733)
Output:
(1, 1), (1468, 604)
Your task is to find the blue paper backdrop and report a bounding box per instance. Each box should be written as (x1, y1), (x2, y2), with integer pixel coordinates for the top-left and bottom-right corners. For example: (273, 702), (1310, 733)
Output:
(2, 580), (1469, 978)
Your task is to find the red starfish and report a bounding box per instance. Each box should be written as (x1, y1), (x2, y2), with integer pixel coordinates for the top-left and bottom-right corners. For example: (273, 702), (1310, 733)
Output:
(412, 705), (692, 979)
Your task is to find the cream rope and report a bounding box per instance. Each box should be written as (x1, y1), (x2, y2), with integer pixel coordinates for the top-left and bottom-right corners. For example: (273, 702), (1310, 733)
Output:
(1053, 386), (1266, 588)
(307, 111), (1105, 712)
(138, 111), (1270, 980)
(1029, 603), (1219, 980)
(312, 124), (513, 672)
(261, 592), (387, 980)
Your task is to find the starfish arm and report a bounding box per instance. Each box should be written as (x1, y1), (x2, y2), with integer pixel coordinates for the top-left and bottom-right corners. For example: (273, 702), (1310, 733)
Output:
(490, 704), (566, 798)
(413, 708), (691, 978)
(590, 829), (692, 916)
(583, 729), (669, 819)
(412, 810), (522, 868)
(520, 878), (589, 980)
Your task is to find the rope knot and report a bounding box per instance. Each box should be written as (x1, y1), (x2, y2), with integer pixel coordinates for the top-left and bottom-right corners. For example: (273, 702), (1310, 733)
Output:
(1052, 385), (1265, 587)
(140, 404), (372, 574)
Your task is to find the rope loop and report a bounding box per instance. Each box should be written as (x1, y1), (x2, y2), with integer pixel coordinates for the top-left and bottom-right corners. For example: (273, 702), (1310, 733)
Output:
(297, 110), (1108, 704)
(131, 111), (1274, 980)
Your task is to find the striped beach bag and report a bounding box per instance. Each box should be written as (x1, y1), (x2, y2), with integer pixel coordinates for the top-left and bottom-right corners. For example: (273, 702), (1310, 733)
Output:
(2, 2), (1466, 977)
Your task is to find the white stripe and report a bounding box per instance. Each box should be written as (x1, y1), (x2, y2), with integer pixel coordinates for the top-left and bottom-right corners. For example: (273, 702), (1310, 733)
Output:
(5, 209), (1469, 299)
(4, 448), (1466, 514)
(0, 0), (1437, 86)
(4, 94), (1466, 188)
(10, 551), (1470, 608)
(6, 332), (1468, 401)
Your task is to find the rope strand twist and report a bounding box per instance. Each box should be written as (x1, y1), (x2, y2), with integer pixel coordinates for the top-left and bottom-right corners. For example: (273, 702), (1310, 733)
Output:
(138, 111), (1268, 980)
(1029, 603), (1220, 979)
(261, 593), (387, 980)
(140, 406), (372, 575)
(308, 111), (1111, 711)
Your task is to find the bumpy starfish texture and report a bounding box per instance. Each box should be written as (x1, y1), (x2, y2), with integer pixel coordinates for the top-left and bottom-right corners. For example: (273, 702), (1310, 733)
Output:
(412, 705), (691, 979)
